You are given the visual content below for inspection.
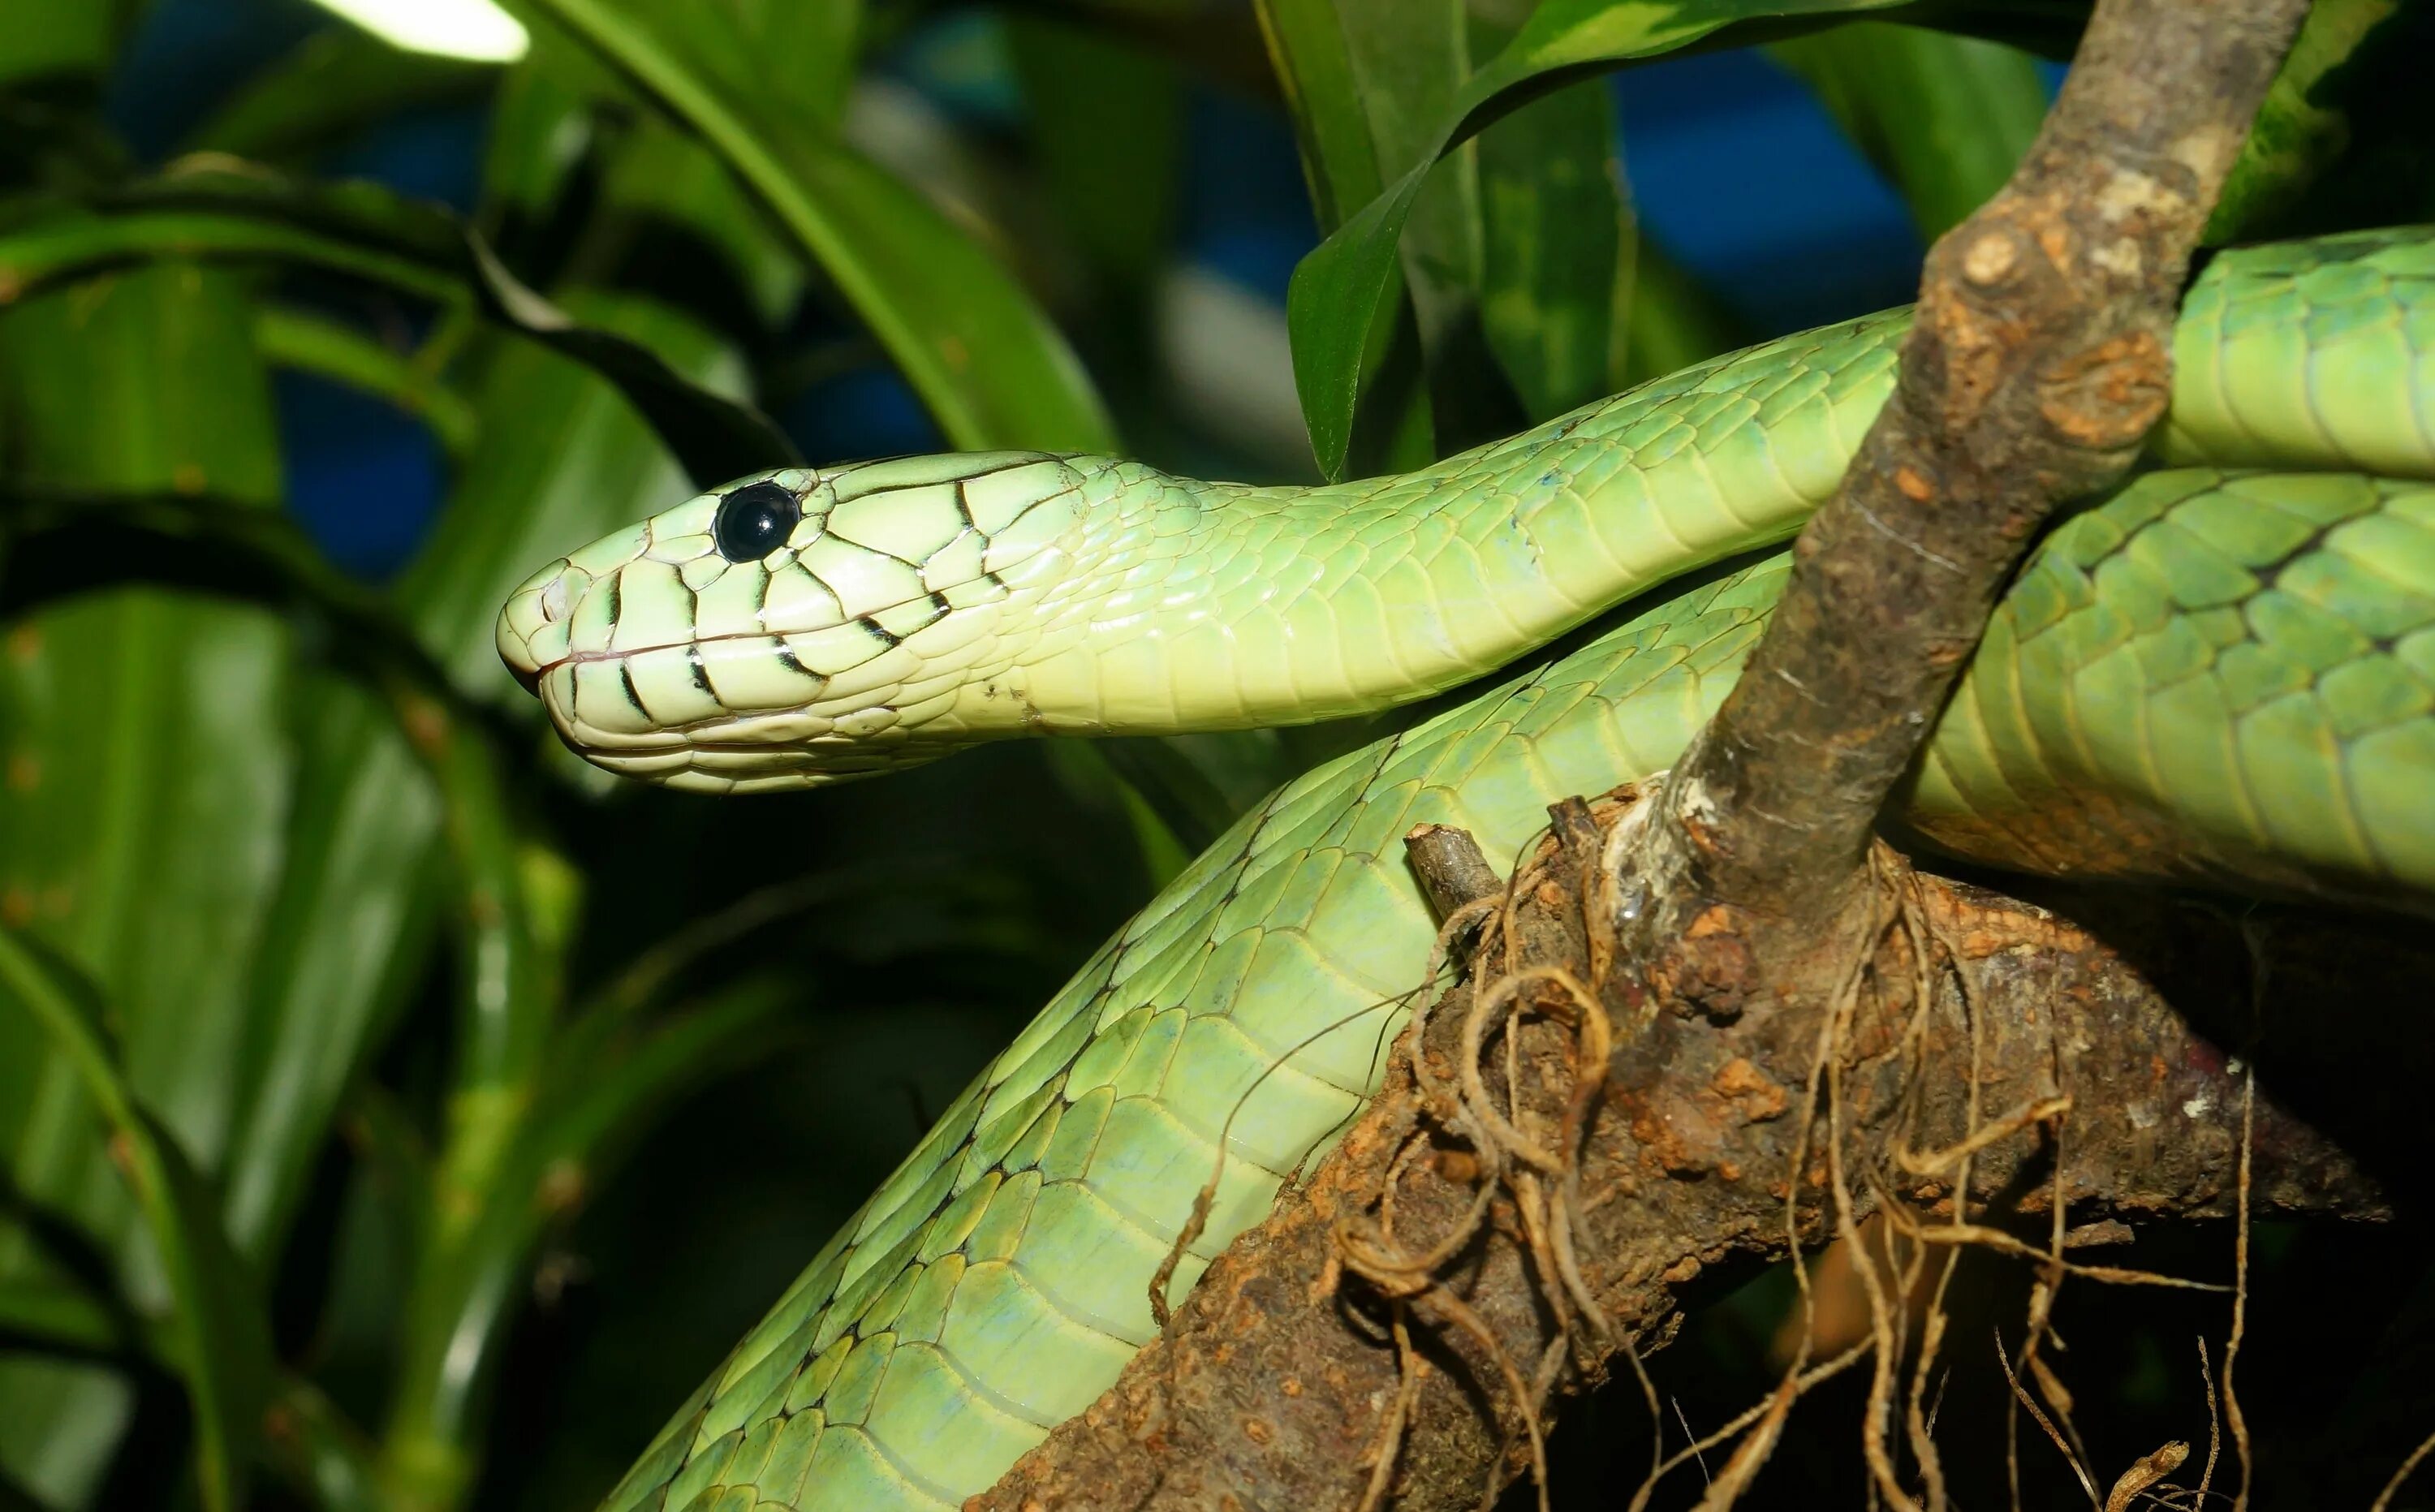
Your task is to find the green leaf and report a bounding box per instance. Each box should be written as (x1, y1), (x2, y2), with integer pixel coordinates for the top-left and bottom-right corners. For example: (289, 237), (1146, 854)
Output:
(371, 295), (748, 1501)
(0, 264), (289, 1506)
(218, 686), (444, 1260)
(377, 969), (786, 1509)
(0, 1279), (123, 1357)
(5, 476), (588, 1509)
(2205, 0), (2435, 242)
(1769, 23), (2046, 239)
(0, 0), (143, 93)
(262, 1376), (384, 1512)
(1618, 233), (1752, 387)
(587, 114), (808, 334)
(0, 428), (679, 1269)
(510, 0), (1117, 452)
(252, 305), (481, 457)
(1286, 0), (1927, 479)
(1254, 0), (1390, 226)
(1252, 0), (1446, 471)
(476, 51), (601, 239)
(180, 27), (493, 164)
(0, 165), (798, 486)
(1476, 73), (1634, 421)
(0, 930), (273, 1512)
(1011, 16), (1183, 294)
(231, 291), (743, 1268)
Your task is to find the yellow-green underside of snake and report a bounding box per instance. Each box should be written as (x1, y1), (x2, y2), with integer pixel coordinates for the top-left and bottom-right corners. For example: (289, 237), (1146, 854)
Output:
(505, 229), (2435, 1512)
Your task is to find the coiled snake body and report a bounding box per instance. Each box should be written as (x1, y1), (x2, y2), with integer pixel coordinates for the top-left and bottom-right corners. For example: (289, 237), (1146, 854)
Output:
(498, 230), (2435, 1511)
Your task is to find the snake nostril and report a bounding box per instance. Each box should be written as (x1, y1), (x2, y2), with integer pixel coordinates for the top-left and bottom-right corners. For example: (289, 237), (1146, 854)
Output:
(540, 575), (571, 623)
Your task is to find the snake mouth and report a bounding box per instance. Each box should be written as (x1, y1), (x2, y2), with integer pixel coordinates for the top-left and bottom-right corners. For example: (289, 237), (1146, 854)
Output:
(517, 617), (939, 768)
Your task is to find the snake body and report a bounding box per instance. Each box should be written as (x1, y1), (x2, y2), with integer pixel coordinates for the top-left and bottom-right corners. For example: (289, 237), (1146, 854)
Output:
(496, 230), (2435, 1512)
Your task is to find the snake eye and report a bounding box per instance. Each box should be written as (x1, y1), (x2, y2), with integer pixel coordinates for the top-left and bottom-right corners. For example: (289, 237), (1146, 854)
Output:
(712, 480), (802, 562)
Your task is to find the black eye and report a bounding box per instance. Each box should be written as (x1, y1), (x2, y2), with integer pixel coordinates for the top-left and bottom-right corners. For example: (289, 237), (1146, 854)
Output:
(712, 480), (802, 562)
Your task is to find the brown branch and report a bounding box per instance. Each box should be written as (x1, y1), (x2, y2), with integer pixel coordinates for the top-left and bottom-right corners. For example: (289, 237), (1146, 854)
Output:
(974, 807), (2408, 1512)
(1630, 0), (2307, 928)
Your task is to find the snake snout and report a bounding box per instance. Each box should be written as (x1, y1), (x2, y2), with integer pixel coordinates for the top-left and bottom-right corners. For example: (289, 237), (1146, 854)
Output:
(495, 559), (576, 696)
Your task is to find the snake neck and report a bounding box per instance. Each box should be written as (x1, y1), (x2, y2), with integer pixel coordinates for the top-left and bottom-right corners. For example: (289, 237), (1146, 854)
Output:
(972, 309), (1909, 740)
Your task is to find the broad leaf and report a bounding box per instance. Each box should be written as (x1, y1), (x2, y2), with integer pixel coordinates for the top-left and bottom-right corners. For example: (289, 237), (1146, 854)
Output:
(223, 291), (742, 1264)
(0, 0), (143, 93)
(1253, 0), (1446, 472)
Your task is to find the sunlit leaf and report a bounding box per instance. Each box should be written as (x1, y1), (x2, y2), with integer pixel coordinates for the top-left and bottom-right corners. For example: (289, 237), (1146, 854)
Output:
(304, 0), (532, 63)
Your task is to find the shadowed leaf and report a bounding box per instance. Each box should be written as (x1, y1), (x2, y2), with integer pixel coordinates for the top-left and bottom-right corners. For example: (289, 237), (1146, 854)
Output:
(1769, 23), (2047, 239)
(509, 0), (1116, 451)
(0, 930), (273, 1512)
(1285, 0), (2062, 476)
(0, 165), (798, 485)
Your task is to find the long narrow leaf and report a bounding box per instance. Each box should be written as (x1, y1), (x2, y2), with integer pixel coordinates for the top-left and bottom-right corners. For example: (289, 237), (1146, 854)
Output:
(0, 932), (271, 1512)
(0, 263), (290, 1506)
(181, 28), (493, 163)
(511, 0), (1117, 452)
(0, 166), (797, 485)
(1769, 23), (2047, 239)
(252, 306), (481, 457)
(1287, 0), (1938, 477)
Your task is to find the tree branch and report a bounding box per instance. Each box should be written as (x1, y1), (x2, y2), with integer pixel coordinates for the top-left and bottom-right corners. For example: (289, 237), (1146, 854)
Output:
(975, 808), (2406, 1511)
(1631, 0), (2308, 933)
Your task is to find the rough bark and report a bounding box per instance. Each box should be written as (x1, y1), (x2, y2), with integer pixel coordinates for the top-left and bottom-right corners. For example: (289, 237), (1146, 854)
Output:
(1630, 0), (2308, 934)
(974, 804), (2408, 1512)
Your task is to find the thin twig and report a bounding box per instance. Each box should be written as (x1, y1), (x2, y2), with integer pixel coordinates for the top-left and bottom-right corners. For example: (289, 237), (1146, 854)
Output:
(2370, 1424), (2435, 1512)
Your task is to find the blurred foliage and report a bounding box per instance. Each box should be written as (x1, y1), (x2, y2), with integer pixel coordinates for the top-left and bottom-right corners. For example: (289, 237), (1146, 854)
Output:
(0, 1), (2424, 1510)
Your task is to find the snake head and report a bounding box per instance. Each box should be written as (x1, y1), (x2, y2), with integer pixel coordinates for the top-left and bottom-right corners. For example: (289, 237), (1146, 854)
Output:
(496, 452), (1093, 792)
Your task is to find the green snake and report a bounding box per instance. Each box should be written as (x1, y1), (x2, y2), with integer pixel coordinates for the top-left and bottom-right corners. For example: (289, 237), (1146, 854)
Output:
(496, 228), (2435, 1512)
